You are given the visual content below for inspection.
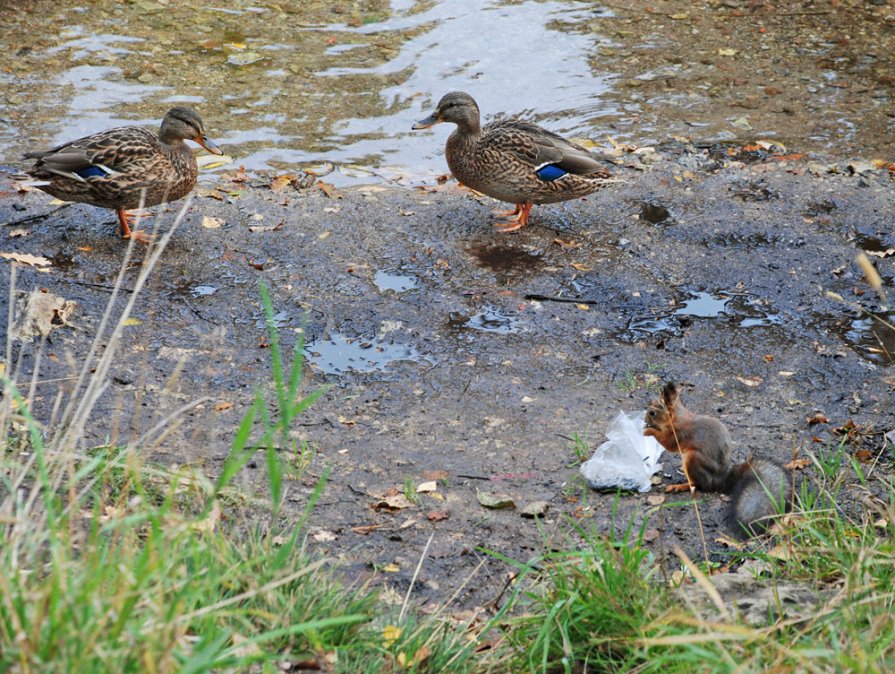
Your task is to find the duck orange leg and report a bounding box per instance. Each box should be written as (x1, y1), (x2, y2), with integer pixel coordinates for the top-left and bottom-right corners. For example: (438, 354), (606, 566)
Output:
(491, 204), (522, 218)
(117, 208), (152, 244)
(493, 202), (532, 232)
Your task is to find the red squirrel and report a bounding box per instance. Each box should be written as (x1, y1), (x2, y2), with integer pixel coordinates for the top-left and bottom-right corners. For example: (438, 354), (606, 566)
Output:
(644, 382), (792, 537)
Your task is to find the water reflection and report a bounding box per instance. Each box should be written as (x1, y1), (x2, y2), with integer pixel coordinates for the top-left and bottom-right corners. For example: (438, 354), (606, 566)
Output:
(0, 0), (615, 178)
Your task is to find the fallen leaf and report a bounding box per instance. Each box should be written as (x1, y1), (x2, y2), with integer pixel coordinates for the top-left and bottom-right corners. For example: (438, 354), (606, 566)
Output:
(571, 262), (592, 271)
(0, 252), (52, 267)
(736, 376), (762, 387)
(214, 401), (234, 412)
(854, 450), (874, 462)
(122, 317), (142, 326)
(718, 48), (738, 56)
(427, 510), (449, 521)
(372, 494), (414, 511)
(383, 563), (400, 573)
(317, 181), (342, 199)
(784, 458), (811, 471)
(269, 174), (295, 192)
(11, 289), (76, 340)
(8, 229), (28, 238)
(477, 490), (515, 510)
(646, 494), (666, 506)
(416, 481), (437, 493)
(423, 470), (449, 481)
(248, 221), (285, 233)
(807, 413), (829, 426)
(197, 154), (233, 170)
(201, 216), (224, 229)
(520, 501), (549, 518)
(350, 524), (382, 535)
(576, 303), (591, 311)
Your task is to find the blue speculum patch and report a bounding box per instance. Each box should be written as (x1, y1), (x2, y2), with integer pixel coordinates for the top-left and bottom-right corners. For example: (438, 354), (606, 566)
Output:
(75, 166), (109, 179)
(535, 164), (567, 181)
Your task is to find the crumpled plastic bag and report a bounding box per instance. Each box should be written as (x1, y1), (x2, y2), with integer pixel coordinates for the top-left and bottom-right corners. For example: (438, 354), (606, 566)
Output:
(580, 411), (663, 492)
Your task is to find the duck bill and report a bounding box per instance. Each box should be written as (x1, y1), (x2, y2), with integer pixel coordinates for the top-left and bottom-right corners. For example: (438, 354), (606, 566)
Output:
(196, 135), (224, 155)
(412, 113), (442, 130)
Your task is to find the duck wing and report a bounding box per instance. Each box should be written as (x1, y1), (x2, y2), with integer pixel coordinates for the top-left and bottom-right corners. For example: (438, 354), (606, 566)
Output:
(25, 127), (160, 182)
(483, 120), (607, 177)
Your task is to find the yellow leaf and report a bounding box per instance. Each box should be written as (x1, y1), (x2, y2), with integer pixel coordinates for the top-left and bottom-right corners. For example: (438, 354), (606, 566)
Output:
(576, 303), (591, 311)
(383, 563), (400, 573)
(718, 48), (738, 56)
(570, 262), (592, 271)
(202, 216), (224, 229)
(318, 231), (331, 240)
(382, 625), (402, 648)
(122, 317), (142, 326)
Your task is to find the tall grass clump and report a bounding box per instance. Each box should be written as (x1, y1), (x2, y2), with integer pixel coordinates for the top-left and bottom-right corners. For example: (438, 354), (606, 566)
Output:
(0, 217), (372, 672)
(504, 442), (895, 673)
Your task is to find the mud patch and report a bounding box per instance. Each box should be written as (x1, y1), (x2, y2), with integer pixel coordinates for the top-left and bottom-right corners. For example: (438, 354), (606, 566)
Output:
(468, 243), (544, 276)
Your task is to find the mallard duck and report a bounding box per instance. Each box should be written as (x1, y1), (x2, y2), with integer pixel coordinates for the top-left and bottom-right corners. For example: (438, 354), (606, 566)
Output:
(23, 107), (222, 242)
(413, 91), (616, 231)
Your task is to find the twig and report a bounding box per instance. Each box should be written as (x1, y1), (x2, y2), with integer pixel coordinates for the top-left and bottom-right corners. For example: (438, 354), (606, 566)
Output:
(2, 203), (72, 227)
(524, 293), (599, 304)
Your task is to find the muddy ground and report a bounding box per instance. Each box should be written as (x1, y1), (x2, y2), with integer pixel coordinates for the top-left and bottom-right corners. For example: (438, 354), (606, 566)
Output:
(2, 143), (893, 611)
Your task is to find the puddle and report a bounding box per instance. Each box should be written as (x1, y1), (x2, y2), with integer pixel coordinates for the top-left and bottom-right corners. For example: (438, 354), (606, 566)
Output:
(852, 234), (894, 256)
(468, 243), (544, 275)
(449, 306), (521, 334)
(618, 291), (781, 341)
(0, 0), (616, 178)
(190, 284), (218, 297)
(838, 312), (895, 366)
(374, 270), (418, 293)
(675, 291), (729, 318)
(305, 332), (420, 374)
(639, 202), (672, 225)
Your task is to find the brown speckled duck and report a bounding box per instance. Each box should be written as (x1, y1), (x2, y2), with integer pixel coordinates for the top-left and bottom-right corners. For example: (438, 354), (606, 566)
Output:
(23, 107), (222, 242)
(413, 91), (616, 232)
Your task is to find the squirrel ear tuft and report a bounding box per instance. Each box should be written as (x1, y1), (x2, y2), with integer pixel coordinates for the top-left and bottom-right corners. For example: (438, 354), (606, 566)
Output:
(661, 382), (679, 406)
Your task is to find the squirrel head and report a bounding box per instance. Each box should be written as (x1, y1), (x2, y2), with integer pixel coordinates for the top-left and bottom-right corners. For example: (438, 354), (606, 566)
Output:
(644, 382), (681, 431)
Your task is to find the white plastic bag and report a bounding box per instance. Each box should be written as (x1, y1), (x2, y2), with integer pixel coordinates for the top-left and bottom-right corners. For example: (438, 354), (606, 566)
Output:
(580, 410), (663, 492)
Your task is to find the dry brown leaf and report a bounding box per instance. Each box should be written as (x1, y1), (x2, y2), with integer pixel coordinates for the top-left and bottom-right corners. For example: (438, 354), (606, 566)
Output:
(427, 510), (449, 522)
(0, 252), (52, 267)
(372, 494), (413, 511)
(214, 401), (234, 412)
(269, 174), (295, 192)
(201, 216), (224, 229)
(784, 458), (811, 471)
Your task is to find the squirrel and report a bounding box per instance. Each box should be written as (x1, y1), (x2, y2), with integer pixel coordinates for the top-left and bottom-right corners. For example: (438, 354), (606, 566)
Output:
(643, 382), (792, 538)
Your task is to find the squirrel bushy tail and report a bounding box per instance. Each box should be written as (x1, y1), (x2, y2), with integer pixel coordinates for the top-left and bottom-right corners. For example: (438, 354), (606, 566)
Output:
(726, 458), (792, 539)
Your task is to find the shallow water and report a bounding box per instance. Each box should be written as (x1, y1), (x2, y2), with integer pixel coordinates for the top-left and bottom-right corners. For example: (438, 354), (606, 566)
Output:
(1, 0), (615, 179)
